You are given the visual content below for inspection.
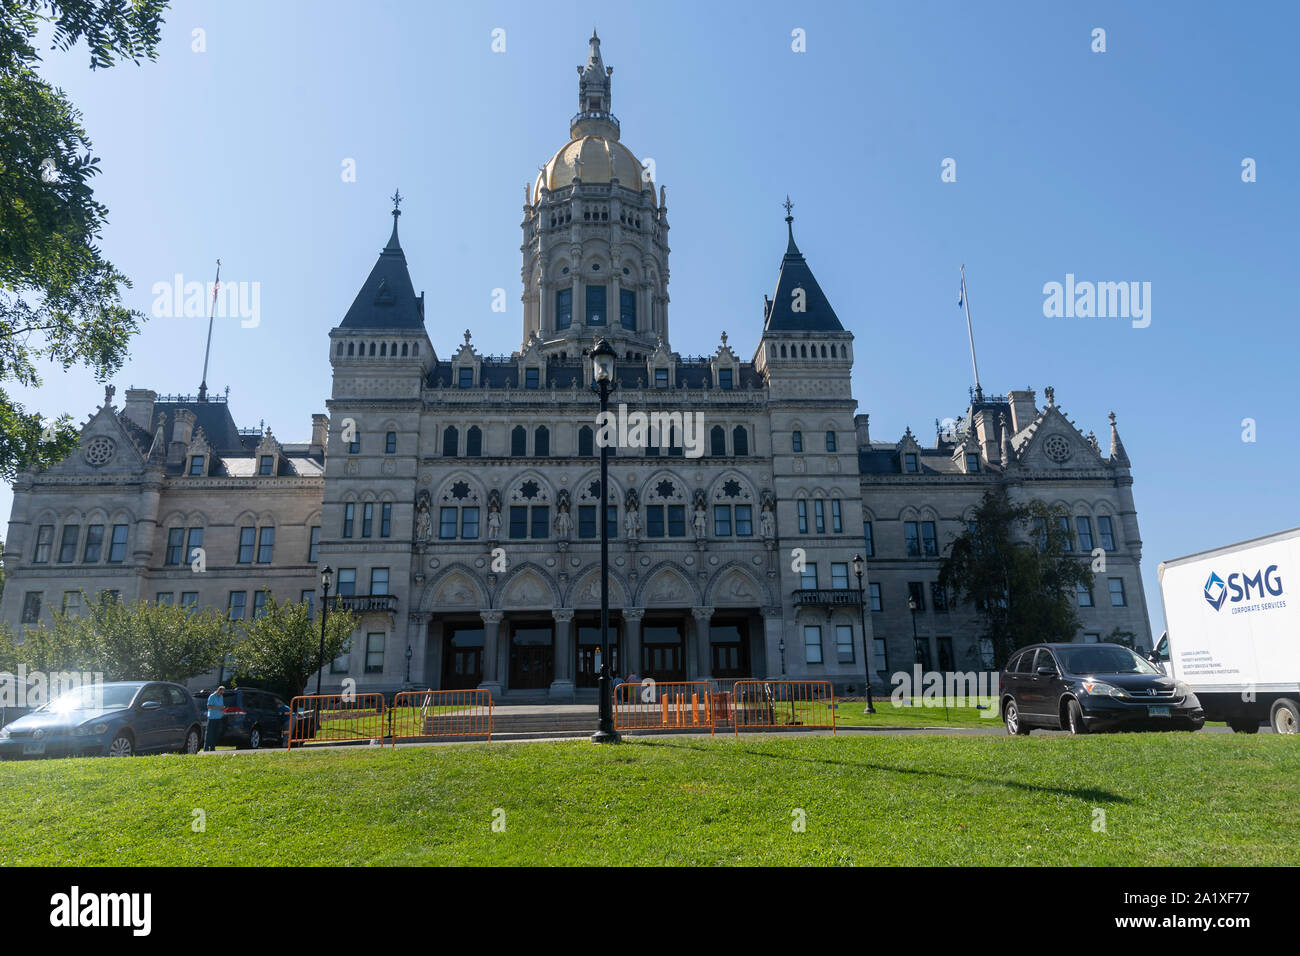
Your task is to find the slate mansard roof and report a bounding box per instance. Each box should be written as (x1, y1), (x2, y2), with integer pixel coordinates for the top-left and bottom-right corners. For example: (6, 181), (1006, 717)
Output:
(762, 221), (845, 333)
(338, 216), (427, 332)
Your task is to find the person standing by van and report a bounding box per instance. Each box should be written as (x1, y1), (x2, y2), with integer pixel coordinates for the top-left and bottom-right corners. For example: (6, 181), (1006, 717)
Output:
(204, 685), (225, 752)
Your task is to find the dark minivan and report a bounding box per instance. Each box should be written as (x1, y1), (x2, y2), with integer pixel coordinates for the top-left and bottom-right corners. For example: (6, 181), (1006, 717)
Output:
(194, 687), (289, 749)
(1000, 642), (1204, 735)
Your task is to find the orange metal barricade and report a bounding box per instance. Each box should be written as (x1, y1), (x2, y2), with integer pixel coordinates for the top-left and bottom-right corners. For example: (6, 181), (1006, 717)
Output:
(731, 680), (836, 736)
(613, 680), (716, 736)
(286, 693), (388, 749)
(389, 689), (493, 743)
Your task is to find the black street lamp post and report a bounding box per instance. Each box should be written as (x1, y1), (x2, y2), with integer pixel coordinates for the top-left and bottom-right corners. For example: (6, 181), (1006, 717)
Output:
(587, 338), (620, 744)
(908, 592), (920, 706)
(852, 554), (875, 714)
(315, 565), (333, 697)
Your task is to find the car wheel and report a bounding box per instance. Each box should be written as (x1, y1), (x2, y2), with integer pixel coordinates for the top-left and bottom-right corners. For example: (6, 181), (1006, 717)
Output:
(181, 727), (201, 754)
(1229, 718), (1260, 734)
(248, 725), (262, 750)
(1065, 698), (1088, 735)
(108, 733), (134, 757)
(1003, 698), (1030, 735)
(1271, 699), (1300, 735)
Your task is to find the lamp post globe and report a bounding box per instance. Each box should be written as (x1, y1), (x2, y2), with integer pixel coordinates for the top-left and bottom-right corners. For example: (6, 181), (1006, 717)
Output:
(586, 337), (620, 743)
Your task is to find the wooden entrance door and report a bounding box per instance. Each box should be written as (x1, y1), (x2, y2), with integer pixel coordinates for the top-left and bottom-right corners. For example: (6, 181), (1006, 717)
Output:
(443, 625), (483, 690)
(509, 624), (554, 690)
(641, 623), (686, 682)
(575, 624), (620, 687)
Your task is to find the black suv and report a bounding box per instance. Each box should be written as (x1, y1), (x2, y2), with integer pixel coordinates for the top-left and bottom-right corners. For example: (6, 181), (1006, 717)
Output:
(1000, 642), (1205, 735)
(194, 687), (290, 749)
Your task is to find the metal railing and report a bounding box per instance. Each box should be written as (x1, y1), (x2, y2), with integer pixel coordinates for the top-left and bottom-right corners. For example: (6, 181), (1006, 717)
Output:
(792, 589), (862, 608)
(336, 594), (398, 614)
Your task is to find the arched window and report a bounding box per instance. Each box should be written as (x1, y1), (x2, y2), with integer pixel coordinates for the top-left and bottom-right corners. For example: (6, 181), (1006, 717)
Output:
(391, 342), (397, 355)
(511, 426), (527, 456)
(792, 430), (803, 453)
(830, 344), (837, 358)
(380, 342), (387, 356)
(732, 426), (749, 456)
(336, 342), (343, 355)
(442, 426), (458, 457)
(535, 426), (550, 457)
(369, 342), (376, 356)
(710, 426), (726, 456)
(466, 426), (482, 457)
(578, 426), (594, 457)
(826, 430), (837, 452)
(401, 343), (409, 356)
(780, 344), (787, 357)
(413, 342), (419, 355)
(347, 342), (355, 356)
(800, 344), (807, 358)
(821, 344), (827, 357)
(770, 344), (777, 357)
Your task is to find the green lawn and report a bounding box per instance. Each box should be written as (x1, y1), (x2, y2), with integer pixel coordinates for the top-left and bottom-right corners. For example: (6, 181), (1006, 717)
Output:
(831, 697), (996, 728)
(2, 733), (1297, 866)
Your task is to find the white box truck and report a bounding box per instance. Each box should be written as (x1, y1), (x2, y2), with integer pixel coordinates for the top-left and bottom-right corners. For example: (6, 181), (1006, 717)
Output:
(1155, 527), (1299, 734)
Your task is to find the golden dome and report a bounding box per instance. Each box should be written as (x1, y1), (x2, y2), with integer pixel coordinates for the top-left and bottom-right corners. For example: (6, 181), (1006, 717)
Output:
(533, 136), (652, 203)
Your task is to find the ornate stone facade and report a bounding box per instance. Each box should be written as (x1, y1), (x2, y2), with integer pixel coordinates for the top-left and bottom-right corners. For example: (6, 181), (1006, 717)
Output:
(0, 33), (1151, 698)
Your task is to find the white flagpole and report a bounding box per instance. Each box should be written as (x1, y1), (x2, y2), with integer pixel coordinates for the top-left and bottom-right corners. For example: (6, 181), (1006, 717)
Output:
(961, 264), (983, 401)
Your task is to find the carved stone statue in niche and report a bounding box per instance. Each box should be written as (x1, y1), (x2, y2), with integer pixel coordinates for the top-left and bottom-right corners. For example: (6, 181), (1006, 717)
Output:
(414, 490), (433, 542)
(486, 489), (502, 542)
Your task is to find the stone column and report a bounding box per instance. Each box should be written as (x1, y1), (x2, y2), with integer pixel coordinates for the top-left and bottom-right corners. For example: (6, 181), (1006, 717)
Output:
(692, 607), (714, 682)
(550, 608), (575, 700)
(479, 609), (504, 698)
(624, 608), (644, 678)
(407, 612), (430, 689)
(761, 606), (785, 679)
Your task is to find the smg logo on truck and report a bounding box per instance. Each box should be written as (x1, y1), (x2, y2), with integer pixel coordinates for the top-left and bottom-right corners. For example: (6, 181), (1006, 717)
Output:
(1204, 566), (1284, 612)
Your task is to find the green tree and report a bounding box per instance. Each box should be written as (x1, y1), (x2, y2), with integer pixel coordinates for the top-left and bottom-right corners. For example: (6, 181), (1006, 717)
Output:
(938, 486), (1094, 668)
(0, 0), (168, 479)
(235, 592), (357, 701)
(16, 593), (235, 681)
(86, 595), (235, 681)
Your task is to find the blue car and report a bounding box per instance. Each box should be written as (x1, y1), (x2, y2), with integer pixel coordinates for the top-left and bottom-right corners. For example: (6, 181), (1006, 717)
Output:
(0, 681), (205, 759)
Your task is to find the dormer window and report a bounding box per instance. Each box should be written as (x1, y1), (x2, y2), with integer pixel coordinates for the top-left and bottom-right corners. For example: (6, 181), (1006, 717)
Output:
(654, 368), (669, 388)
(188, 455), (206, 476)
(458, 367), (474, 388)
(525, 367), (540, 389)
(258, 455), (274, 476)
(904, 452), (919, 474)
(718, 368), (733, 390)
(966, 453), (980, 473)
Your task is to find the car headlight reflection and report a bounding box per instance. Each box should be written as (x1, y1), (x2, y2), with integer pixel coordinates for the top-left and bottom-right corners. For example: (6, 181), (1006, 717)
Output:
(1081, 680), (1131, 700)
(73, 723), (109, 737)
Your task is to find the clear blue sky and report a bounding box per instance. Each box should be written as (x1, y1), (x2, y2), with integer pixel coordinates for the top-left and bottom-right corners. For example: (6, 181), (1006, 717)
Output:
(11, 0), (1297, 638)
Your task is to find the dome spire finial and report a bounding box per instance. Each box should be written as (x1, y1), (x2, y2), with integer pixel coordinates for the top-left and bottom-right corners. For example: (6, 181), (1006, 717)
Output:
(385, 188), (403, 251)
(783, 195), (799, 254)
(573, 31), (618, 140)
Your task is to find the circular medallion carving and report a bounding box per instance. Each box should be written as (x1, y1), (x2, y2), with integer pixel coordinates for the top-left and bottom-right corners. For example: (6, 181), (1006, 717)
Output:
(83, 437), (116, 467)
(1043, 435), (1071, 463)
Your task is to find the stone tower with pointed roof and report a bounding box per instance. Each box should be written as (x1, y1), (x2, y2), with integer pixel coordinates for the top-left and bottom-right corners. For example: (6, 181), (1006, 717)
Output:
(520, 30), (669, 359)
